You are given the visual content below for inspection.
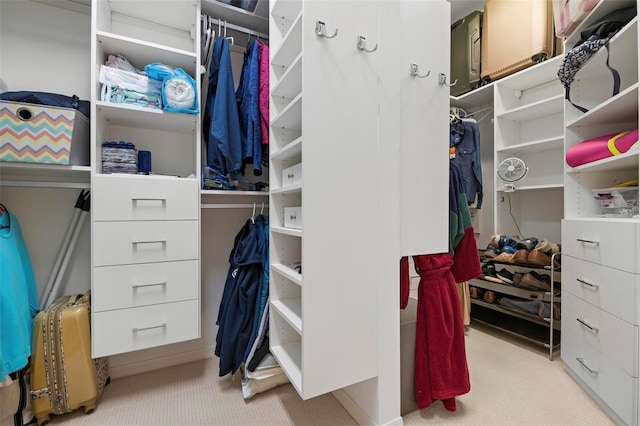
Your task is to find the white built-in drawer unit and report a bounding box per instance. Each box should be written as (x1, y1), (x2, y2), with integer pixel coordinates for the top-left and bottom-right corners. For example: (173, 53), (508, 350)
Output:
(563, 291), (638, 377)
(562, 219), (640, 273)
(562, 329), (638, 426)
(93, 220), (198, 266)
(562, 255), (640, 326)
(92, 175), (199, 221)
(92, 299), (200, 357)
(92, 260), (199, 312)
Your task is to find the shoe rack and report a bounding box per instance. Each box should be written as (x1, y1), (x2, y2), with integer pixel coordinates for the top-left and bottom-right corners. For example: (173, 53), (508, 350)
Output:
(470, 241), (561, 360)
(460, 54), (566, 360)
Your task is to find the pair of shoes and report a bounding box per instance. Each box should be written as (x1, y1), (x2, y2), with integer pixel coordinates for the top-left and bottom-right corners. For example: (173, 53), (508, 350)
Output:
(527, 239), (561, 269)
(482, 264), (503, 283)
(483, 243), (500, 258)
(496, 268), (514, 284)
(491, 252), (515, 263)
(470, 287), (483, 299)
(516, 237), (539, 252)
(483, 290), (497, 303)
(498, 235), (517, 250)
(513, 249), (531, 264)
(518, 271), (552, 291)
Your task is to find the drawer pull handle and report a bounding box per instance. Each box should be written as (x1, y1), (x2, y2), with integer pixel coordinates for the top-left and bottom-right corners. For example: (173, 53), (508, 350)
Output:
(290, 215), (296, 220)
(576, 357), (598, 375)
(132, 281), (167, 289)
(132, 197), (166, 201)
(577, 278), (599, 290)
(132, 239), (167, 245)
(287, 173), (294, 178)
(132, 323), (167, 333)
(576, 318), (599, 333)
(576, 238), (599, 245)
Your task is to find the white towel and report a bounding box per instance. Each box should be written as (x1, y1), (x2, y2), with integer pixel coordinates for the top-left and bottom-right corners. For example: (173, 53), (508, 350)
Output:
(164, 76), (195, 109)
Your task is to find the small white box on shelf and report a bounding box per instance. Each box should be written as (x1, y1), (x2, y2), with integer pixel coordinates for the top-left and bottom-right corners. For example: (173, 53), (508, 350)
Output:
(282, 163), (302, 187)
(284, 207), (302, 229)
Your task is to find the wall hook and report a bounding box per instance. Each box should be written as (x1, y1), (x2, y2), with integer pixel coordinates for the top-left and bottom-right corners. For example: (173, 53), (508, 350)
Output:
(315, 21), (339, 38)
(357, 35), (378, 53)
(439, 73), (457, 87)
(410, 63), (430, 78)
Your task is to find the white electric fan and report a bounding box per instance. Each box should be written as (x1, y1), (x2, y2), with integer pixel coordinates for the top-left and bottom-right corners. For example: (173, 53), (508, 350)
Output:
(497, 157), (528, 191)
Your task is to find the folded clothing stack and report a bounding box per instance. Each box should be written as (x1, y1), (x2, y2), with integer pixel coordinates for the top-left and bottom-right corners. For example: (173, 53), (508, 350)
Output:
(102, 141), (137, 174)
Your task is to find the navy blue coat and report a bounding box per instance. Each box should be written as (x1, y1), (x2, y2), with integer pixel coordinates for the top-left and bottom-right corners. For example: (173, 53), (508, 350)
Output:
(203, 37), (243, 180)
(236, 39), (262, 176)
(215, 215), (269, 376)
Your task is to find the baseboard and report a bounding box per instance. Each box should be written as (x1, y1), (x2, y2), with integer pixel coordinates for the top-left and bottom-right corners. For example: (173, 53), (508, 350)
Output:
(108, 346), (216, 379)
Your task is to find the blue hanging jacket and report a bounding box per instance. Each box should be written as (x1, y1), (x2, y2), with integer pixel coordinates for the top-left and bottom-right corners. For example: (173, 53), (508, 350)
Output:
(203, 37), (243, 180)
(236, 40), (262, 176)
(215, 215), (268, 376)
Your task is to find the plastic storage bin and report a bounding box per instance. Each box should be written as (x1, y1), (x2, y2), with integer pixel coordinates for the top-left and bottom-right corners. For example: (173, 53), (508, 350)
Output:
(592, 186), (639, 217)
(552, 0), (598, 37)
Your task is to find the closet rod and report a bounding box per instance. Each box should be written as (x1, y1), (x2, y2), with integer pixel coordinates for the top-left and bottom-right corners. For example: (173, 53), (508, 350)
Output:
(204, 16), (269, 40)
(201, 203), (270, 209)
(0, 181), (90, 189)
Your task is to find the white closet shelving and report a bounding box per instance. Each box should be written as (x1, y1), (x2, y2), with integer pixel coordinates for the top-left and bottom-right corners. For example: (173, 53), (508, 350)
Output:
(90, 0), (201, 358)
(561, 1), (640, 424)
(268, 0), (450, 405)
(458, 54), (565, 359)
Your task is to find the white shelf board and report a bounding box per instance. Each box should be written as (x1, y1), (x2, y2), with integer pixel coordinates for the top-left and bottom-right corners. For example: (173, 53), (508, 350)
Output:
(567, 83), (639, 129)
(270, 93), (302, 130)
(200, 190), (268, 196)
(270, 343), (302, 394)
(450, 82), (494, 107)
(564, 215), (639, 223)
(271, 182), (302, 195)
(96, 173), (197, 183)
(105, 1), (196, 34)
(271, 0), (302, 20)
(272, 263), (303, 286)
(566, 149), (639, 173)
(272, 11), (302, 69)
(0, 163), (90, 181)
(272, 137), (302, 161)
(272, 299), (302, 334)
(496, 94), (564, 122)
(96, 101), (197, 133)
(495, 56), (564, 91)
(97, 31), (197, 75)
(497, 136), (564, 155)
(272, 52), (302, 99)
(497, 183), (564, 192)
(271, 226), (302, 237)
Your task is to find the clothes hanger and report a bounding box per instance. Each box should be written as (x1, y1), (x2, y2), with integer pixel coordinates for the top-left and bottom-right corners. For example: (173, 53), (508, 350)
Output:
(224, 20), (235, 46)
(251, 202), (256, 224)
(0, 202), (9, 230)
(260, 202), (265, 215)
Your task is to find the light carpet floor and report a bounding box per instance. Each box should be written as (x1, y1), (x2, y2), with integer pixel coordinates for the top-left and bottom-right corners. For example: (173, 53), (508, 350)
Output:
(48, 323), (614, 426)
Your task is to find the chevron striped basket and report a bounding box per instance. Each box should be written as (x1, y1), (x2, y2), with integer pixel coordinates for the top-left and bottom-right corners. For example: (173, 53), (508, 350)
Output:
(0, 101), (89, 165)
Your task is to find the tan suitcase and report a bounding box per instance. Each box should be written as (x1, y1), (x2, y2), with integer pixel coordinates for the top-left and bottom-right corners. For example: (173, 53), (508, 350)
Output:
(481, 0), (556, 82)
(30, 295), (109, 426)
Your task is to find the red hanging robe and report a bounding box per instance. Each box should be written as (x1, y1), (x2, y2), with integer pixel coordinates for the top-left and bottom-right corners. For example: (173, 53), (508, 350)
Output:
(410, 253), (470, 412)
